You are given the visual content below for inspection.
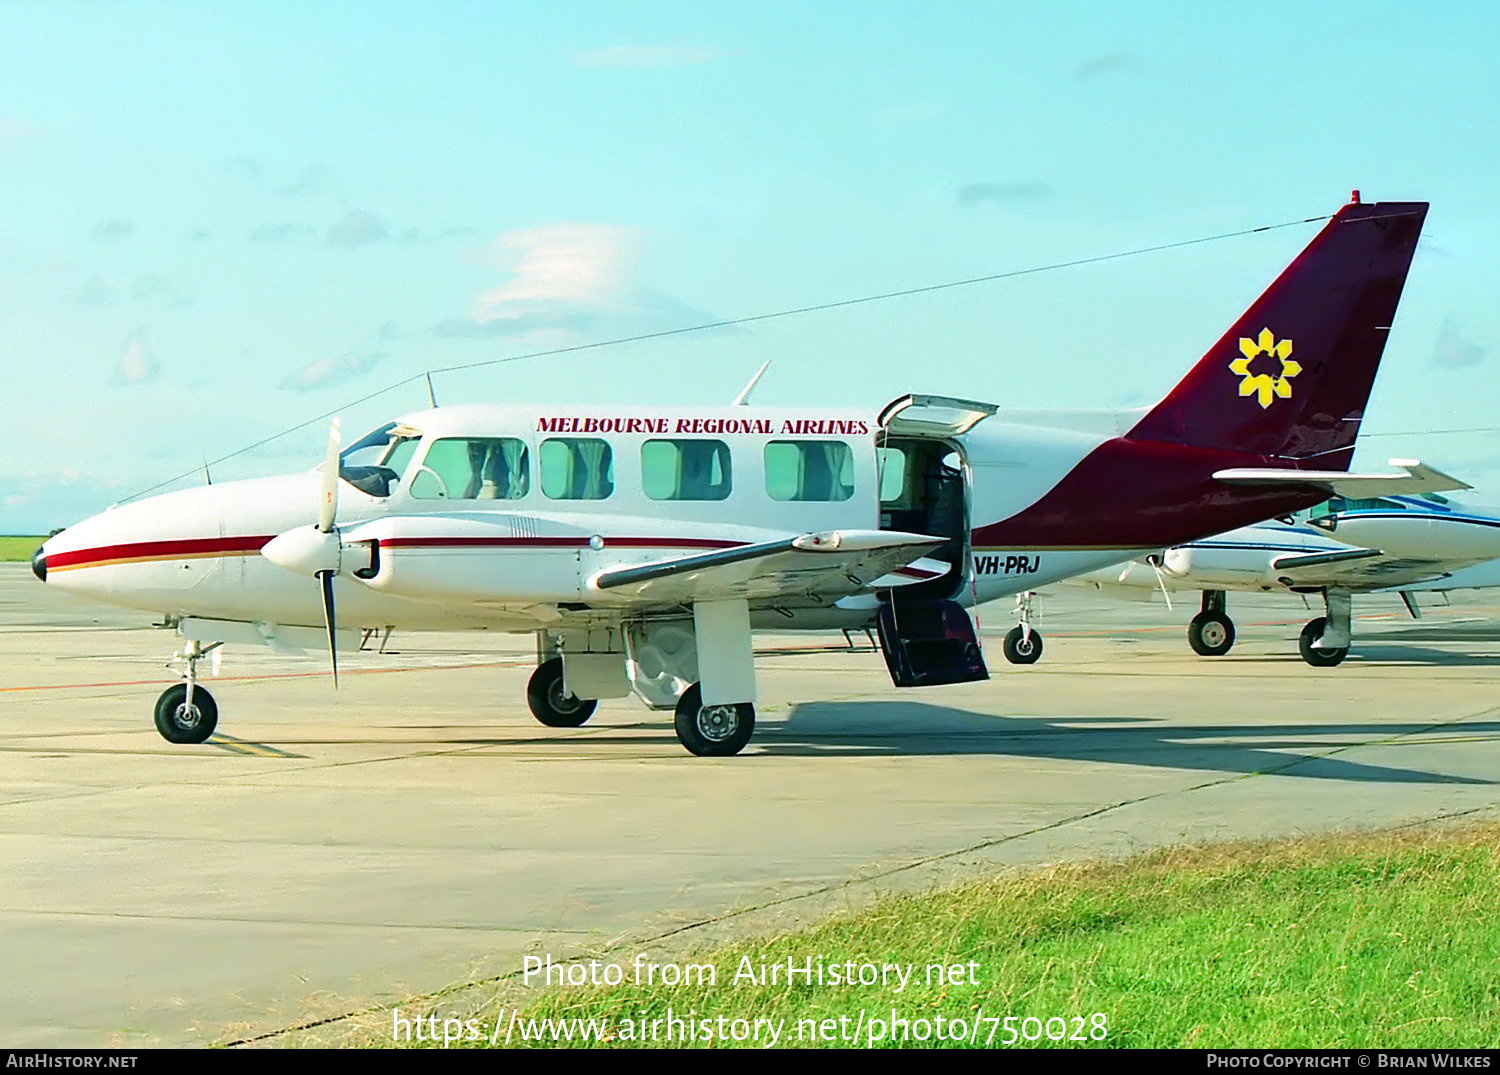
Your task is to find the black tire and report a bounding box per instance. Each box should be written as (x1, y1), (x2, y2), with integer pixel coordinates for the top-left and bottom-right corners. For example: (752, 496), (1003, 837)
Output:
(673, 683), (754, 757)
(154, 684), (218, 744)
(1187, 612), (1235, 657)
(1298, 617), (1348, 667)
(1002, 626), (1043, 664)
(527, 658), (598, 727)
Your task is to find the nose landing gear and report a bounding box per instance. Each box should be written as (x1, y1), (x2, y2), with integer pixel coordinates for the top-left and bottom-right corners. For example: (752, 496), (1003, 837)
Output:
(154, 640), (221, 743)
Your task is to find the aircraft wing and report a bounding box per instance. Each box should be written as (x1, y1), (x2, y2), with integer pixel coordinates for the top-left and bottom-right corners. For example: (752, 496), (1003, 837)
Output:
(1270, 546), (1483, 590)
(589, 529), (950, 606)
(1213, 459), (1470, 498)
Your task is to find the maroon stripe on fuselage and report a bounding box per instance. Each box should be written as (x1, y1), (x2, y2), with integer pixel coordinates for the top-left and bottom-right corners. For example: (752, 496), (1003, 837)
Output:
(971, 438), (1326, 550)
(45, 535), (276, 571)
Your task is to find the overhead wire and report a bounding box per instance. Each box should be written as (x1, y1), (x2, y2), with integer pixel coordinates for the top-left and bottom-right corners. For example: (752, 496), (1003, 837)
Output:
(122, 211), (1333, 503)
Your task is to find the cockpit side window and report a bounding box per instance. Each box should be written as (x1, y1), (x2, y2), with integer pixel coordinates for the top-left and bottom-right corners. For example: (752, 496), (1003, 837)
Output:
(410, 437), (531, 500)
(338, 422), (422, 498)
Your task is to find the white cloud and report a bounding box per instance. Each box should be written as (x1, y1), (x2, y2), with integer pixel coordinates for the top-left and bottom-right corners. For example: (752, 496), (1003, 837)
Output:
(279, 353), (385, 393)
(435, 223), (727, 342)
(326, 210), (390, 248)
(471, 223), (639, 325)
(112, 328), (159, 385)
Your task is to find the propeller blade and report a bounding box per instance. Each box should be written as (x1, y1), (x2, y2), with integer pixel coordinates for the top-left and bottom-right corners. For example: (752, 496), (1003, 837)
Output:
(318, 417), (342, 533)
(318, 568), (339, 688)
(1148, 559), (1174, 611)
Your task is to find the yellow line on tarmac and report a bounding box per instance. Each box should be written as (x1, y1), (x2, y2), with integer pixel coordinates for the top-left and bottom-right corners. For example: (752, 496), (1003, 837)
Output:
(208, 734), (302, 759)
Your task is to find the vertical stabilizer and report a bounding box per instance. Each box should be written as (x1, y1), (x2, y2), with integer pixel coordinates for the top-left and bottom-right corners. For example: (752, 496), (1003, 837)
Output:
(1127, 199), (1428, 466)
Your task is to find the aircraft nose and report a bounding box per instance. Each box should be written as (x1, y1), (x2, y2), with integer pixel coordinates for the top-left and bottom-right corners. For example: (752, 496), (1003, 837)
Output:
(30, 545), (47, 582)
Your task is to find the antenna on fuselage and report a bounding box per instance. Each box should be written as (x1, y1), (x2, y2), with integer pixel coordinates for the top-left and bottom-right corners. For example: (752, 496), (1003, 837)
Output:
(731, 359), (772, 406)
(424, 372), (439, 409)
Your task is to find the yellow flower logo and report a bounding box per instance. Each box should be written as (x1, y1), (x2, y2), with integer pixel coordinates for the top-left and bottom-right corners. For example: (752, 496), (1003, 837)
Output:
(1229, 328), (1302, 408)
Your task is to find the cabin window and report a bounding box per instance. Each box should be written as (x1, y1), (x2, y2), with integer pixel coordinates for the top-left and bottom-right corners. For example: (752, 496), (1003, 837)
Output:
(1326, 496), (1405, 513)
(641, 439), (732, 501)
(541, 438), (614, 500)
(410, 437), (530, 500)
(764, 440), (855, 502)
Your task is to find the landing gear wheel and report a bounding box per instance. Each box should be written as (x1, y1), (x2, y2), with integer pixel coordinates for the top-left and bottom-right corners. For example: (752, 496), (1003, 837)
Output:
(154, 684), (219, 744)
(1188, 612), (1235, 656)
(1002, 626), (1043, 664)
(673, 683), (754, 757)
(1298, 617), (1348, 667)
(527, 658), (598, 727)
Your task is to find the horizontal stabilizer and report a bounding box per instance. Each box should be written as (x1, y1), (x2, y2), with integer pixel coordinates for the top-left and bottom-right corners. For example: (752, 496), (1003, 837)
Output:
(1213, 459), (1470, 498)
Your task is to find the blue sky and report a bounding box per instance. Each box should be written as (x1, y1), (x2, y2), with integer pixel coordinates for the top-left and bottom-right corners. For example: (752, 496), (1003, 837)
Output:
(2, 0), (1497, 531)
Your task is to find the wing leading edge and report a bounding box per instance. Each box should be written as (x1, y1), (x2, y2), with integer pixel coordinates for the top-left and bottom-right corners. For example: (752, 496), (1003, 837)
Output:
(589, 529), (950, 606)
(1269, 546), (1484, 590)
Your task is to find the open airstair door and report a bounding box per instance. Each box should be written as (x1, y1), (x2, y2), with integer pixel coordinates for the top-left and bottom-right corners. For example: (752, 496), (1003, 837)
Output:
(875, 598), (988, 687)
(874, 394), (994, 687)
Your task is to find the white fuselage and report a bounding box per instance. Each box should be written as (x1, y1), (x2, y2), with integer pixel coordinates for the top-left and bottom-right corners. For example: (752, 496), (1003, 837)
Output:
(35, 401), (1244, 636)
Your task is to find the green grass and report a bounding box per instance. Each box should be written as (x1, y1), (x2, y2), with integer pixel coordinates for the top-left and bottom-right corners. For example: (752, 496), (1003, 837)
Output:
(0, 536), (44, 562)
(483, 824), (1500, 1049)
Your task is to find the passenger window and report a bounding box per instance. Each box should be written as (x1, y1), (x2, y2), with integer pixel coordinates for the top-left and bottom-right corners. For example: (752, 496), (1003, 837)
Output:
(410, 438), (530, 500)
(642, 439), (732, 501)
(541, 438), (614, 500)
(764, 441), (855, 502)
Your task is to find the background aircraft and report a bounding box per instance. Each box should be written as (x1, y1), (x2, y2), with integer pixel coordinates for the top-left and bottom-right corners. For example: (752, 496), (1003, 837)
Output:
(1057, 486), (1500, 666)
(33, 199), (1440, 754)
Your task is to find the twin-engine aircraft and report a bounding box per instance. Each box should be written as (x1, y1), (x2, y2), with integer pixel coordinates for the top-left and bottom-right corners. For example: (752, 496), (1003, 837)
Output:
(34, 198), (1441, 755)
(1065, 486), (1500, 666)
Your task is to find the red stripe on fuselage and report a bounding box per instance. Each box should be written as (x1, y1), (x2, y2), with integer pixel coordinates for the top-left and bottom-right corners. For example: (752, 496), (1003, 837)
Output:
(45, 535), (276, 571)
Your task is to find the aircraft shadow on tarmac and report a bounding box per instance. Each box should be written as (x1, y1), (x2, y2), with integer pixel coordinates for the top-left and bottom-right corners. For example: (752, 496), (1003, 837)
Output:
(1224, 644), (1500, 666)
(748, 701), (1497, 785)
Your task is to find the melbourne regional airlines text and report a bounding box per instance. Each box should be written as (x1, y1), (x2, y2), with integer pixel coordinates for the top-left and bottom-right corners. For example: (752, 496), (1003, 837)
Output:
(535, 416), (871, 436)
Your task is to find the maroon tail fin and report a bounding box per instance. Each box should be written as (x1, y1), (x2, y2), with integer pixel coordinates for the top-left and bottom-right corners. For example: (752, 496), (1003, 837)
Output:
(1127, 199), (1428, 467)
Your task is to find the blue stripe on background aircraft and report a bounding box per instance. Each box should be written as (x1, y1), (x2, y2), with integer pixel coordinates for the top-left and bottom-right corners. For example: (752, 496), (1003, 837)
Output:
(1053, 487), (1500, 667)
(33, 197), (1451, 754)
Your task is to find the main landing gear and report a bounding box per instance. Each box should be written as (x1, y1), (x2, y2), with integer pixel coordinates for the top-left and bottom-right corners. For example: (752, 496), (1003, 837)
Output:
(524, 660), (756, 756)
(1002, 591), (1043, 664)
(154, 640), (221, 743)
(1298, 590), (1351, 667)
(1187, 591), (1235, 657)
(673, 683), (755, 757)
(526, 658), (598, 727)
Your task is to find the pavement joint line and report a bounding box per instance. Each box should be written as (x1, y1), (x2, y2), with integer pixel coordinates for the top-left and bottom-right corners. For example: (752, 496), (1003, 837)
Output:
(0, 907), (598, 933)
(0, 660), (525, 694)
(228, 701), (1500, 1048)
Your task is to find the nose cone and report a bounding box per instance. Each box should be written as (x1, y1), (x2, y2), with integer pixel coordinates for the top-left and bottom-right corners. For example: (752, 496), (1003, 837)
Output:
(30, 545), (46, 582)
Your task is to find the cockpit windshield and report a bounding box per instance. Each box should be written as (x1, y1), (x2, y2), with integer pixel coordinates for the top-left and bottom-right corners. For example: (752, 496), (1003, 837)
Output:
(337, 421), (422, 497)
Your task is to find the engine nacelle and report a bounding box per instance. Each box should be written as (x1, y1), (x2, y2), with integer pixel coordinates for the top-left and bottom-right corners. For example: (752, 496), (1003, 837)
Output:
(1160, 544), (1277, 588)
